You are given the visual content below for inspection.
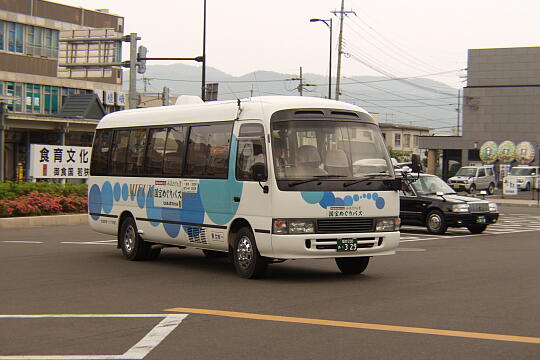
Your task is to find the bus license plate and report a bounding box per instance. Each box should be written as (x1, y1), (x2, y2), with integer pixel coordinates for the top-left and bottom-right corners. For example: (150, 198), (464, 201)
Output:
(337, 239), (357, 252)
(477, 216), (486, 224)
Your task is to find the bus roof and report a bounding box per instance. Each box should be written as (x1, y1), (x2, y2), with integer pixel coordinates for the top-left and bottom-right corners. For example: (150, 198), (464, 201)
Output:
(96, 96), (372, 129)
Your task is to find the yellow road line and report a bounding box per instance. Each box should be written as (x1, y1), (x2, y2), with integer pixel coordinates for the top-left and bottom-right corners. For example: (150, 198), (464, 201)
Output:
(166, 307), (540, 344)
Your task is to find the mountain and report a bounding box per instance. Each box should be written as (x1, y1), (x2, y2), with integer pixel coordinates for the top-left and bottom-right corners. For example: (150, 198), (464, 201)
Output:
(125, 63), (459, 131)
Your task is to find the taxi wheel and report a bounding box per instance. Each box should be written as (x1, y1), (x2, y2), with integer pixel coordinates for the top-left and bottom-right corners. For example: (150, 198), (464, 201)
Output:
(488, 183), (495, 195)
(467, 224), (487, 234)
(232, 227), (268, 279)
(468, 184), (476, 194)
(426, 210), (448, 235)
(335, 256), (370, 275)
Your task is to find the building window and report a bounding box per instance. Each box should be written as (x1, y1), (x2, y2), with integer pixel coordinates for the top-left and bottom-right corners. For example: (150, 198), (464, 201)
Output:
(394, 133), (401, 147)
(6, 82), (23, 112)
(413, 135), (419, 147)
(1, 21), (59, 58)
(403, 134), (410, 147)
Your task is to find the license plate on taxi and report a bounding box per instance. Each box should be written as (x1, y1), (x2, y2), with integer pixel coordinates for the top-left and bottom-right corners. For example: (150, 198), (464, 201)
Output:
(337, 239), (357, 252)
(477, 216), (486, 224)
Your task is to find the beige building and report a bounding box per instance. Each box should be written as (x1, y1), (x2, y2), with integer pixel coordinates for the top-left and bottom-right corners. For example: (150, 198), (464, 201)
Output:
(0, 0), (125, 181)
(379, 123), (431, 155)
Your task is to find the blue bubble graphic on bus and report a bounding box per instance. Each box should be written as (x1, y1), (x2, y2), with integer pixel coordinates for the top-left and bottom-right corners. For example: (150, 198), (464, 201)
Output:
(300, 191), (385, 210)
(89, 136), (245, 239)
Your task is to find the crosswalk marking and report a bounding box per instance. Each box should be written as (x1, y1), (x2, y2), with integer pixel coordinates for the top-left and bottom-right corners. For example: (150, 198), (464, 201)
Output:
(400, 213), (540, 243)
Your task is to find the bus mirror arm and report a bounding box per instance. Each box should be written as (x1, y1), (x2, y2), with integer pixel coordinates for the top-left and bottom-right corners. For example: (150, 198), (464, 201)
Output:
(259, 182), (269, 194)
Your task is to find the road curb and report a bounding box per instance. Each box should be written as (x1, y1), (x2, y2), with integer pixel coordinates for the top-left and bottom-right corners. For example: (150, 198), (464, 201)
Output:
(0, 214), (88, 229)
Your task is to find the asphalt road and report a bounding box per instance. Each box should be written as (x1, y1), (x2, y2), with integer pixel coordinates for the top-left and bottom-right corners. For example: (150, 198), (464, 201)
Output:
(1, 205), (539, 359)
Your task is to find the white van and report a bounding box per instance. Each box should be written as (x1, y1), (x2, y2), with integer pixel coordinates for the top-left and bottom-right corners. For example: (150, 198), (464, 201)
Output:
(505, 165), (539, 191)
(88, 96), (401, 278)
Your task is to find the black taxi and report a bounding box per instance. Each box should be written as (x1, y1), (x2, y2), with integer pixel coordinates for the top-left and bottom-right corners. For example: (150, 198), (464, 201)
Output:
(400, 174), (499, 234)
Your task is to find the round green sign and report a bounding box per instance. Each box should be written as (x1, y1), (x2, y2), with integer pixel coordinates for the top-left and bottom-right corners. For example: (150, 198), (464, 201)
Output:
(497, 140), (515, 163)
(479, 141), (498, 164)
(515, 141), (535, 164)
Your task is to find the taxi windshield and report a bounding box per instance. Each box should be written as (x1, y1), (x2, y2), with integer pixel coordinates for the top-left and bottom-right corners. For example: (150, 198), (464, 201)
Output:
(412, 176), (456, 195)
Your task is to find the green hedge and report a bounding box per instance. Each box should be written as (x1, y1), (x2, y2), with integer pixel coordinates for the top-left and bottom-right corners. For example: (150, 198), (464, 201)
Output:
(0, 181), (87, 200)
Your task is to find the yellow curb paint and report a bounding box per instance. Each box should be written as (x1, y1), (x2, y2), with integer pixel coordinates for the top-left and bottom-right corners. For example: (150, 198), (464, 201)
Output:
(166, 307), (540, 345)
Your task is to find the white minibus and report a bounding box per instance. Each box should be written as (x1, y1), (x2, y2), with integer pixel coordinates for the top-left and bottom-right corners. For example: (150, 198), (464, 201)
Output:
(88, 96), (401, 278)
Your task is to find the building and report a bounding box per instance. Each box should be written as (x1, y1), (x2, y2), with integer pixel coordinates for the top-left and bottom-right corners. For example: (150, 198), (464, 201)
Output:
(0, 0), (125, 181)
(420, 46), (540, 179)
(379, 123), (431, 156)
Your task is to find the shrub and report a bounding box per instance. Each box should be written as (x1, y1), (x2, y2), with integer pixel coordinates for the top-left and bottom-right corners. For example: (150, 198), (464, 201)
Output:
(0, 181), (87, 200)
(0, 192), (87, 218)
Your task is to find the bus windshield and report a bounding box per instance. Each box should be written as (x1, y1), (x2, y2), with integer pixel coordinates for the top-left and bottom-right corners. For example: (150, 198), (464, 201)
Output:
(271, 120), (393, 180)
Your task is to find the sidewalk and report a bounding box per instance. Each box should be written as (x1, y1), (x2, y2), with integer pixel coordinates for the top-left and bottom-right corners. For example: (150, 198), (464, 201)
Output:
(0, 214), (87, 229)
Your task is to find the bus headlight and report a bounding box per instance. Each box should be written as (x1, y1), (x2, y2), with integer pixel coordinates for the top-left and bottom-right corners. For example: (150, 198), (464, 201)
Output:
(375, 217), (400, 232)
(489, 202), (498, 212)
(289, 220), (315, 234)
(452, 204), (470, 213)
(272, 219), (315, 234)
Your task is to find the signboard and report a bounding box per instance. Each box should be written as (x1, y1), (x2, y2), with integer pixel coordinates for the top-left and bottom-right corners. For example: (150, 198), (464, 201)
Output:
(116, 92), (126, 106)
(499, 163), (511, 184)
(153, 179), (199, 208)
(503, 177), (518, 195)
(479, 141), (498, 164)
(497, 140), (516, 163)
(29, 144), (91, 179)
(104, 90), (115, 105)
(515, 141), (535, 164)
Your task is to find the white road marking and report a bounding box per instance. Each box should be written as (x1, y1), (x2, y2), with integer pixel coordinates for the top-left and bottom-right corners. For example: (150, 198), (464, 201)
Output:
(0, 313), (188, 360)
(60, 240), (116, 245)
(2, 241), (43, 244)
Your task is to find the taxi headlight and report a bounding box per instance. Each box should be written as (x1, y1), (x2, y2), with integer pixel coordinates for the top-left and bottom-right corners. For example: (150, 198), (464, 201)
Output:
(375, 217), (400, 232)
(452, 203), (470, 213)
(489, 202), (498, 212)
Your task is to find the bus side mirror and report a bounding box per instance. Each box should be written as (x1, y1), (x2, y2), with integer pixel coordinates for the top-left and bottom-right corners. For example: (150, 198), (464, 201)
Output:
(411, 154), (421, 173)
(252, 163), (267, 182)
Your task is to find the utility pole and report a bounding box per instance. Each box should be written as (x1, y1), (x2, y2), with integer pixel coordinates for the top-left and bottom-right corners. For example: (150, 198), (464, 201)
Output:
(201, 0), (207, 101)
(456, 89), (461, 136)
(128, 33), (139, 109)
(332, 0), (355, 100)
(289, 67), (316, 96)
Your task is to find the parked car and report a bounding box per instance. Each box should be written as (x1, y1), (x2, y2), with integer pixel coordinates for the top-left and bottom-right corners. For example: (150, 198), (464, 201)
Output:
(504, 165), (539, 191)
(447, 165), (496, 194)
(400, 173), (499, 234)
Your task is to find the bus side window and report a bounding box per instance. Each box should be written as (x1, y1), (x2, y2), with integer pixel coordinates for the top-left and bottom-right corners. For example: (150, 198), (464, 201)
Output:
(163, 126), (187, 177)
(236, 124), (266, 181)
(145, 127), (168, 176)
(90, 129), (113, 176)
(126, 128), (147, 176)
(185, 123), (233, 178)
(110, 130), (130, 175)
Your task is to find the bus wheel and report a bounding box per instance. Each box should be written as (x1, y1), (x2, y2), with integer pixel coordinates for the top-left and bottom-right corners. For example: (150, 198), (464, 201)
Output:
(232, 227), (268, 279)
(120, 217), (151, 261)
(202, 249), (228, 258)
(335, 257), (370, 275)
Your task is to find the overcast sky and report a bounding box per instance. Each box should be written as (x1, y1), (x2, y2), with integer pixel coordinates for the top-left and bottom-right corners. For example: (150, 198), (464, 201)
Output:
(55, 0), (540, 89)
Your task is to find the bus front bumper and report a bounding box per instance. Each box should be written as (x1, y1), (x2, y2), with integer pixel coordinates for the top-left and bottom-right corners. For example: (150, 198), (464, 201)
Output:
(269, 231), (400, 259)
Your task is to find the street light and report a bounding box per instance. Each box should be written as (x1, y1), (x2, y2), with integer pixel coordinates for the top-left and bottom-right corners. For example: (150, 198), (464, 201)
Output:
(310, 18), (332, 99)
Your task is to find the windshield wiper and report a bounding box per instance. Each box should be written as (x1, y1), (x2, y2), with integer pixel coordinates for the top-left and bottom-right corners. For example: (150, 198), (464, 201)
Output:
(288, 175), (348, 187)
(343, 172), (392, 188)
